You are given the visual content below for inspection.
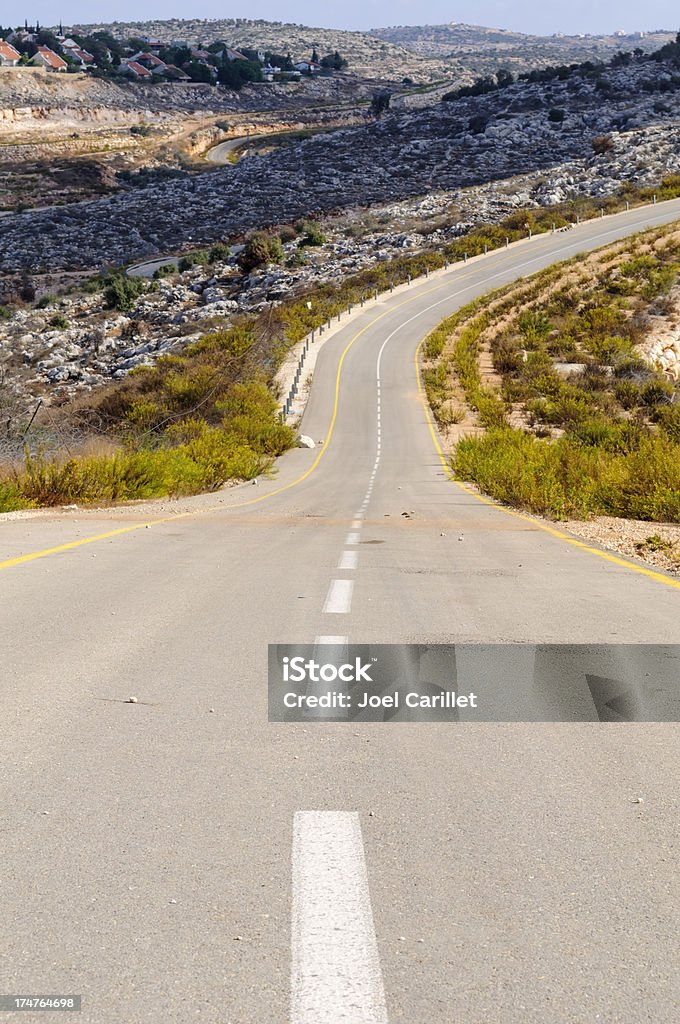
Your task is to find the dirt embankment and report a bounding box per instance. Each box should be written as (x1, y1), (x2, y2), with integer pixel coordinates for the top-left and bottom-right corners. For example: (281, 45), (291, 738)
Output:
(0, 67), (378, 137)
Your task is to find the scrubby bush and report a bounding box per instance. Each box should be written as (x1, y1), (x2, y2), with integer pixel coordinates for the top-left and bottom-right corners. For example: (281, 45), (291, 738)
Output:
(453, 428), (680, 521)
(152, 263), (177, 279)
(297, 220), (326, 246)
(238, 232), (284, 273)
(208, 242), (232, 263)
(592, 134), (614, 155)
(178, 250), (210, 272)
(104, 273), (144, 312)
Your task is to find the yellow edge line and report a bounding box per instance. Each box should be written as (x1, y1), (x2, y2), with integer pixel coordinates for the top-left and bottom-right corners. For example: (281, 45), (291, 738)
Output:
(413, 336), (680, 593)
(0, 524), (151, 570)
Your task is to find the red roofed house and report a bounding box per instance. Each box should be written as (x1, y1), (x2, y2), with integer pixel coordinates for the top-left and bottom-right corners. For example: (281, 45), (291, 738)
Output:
(121, 60), (152, 80)
(130, 51), (168, 74)
(30, 46), (68, 71)
(61, 41), (95, 67)
(0, 39), (22, 66)
(163, 64), (191, 81)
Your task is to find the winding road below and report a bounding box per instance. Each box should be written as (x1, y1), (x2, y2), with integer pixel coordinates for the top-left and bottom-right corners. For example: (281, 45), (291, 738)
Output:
(1, 199), (680, 1023)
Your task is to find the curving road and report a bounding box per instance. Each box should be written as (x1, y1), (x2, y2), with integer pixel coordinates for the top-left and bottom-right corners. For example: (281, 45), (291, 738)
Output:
(204, 133), (255, 164)
(1, 200), (680, 1023)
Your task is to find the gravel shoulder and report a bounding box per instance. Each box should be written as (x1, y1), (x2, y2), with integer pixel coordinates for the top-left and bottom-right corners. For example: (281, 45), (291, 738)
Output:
(561, 515), (680, 574)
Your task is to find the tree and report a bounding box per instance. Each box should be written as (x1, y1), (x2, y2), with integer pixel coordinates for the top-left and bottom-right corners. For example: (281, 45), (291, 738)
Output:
(371, 91), (391, 118)
(321, 51), (347, 71)
(36, 28), (61, 51)
(269, 51), (293, 70)
(238, 59), (263, 84)
(125, 37), (148, 53)
(468, 115), (489, 135)
(238, 233), (283, 273)
(297, 220), (326, 246)
(218, 58), (243, 90)
(186, 61), (213, 84)
(104, 274), (144, 312)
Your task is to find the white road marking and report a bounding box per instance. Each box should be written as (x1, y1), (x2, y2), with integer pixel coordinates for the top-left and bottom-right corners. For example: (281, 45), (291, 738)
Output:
(291, 811), (389, 1024)
(323, 579), (354, 614)
(338, 550), (359, 570)
(346, 532), (361, 545)
(352, 519), (362, 529)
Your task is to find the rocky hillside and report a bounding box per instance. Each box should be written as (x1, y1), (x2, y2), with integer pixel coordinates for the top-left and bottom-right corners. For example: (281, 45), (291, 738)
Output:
(2, 52), (680, 274)
(370, 22), (675, 67)
(70, 18), (677, 82)
(70, 18), (452, 81)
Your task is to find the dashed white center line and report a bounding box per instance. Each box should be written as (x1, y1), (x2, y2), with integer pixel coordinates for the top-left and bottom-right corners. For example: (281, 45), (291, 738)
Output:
(352, 519), (362, 529)
(323, 579), (354, 614)
(346, 532), (361, 545)
(291, 811), (389, 1024)
(338, 549), (359, 570)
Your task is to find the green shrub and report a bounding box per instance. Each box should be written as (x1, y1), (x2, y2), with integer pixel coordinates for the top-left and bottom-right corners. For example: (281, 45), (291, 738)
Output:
(297, 220), (327, 246)
(208, 243), (232, 263)
(517, 309), (552, 344)
(152, 263), (177, 279)
(614, 379), (641, 409)
(640, 378), (675, 409)
(0, 480), (32, 514)
(655, 403), (680, 442)
(178, 250), (210, 271)
(587, 334), (632, 362)
(453, 428), (680, 521)
(49, 313), (69, 329)
(238, 232), (284, 272)
(104, 274), (144, 312)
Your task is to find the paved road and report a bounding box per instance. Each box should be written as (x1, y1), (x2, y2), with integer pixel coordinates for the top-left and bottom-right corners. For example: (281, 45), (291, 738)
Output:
(2, 201), (680, 1023)
(204, 125), (349, 165)
(204, 134), (254, 164)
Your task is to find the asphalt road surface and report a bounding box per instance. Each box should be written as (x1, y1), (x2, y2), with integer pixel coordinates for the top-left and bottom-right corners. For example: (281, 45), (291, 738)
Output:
(2, 201), (680, 1023)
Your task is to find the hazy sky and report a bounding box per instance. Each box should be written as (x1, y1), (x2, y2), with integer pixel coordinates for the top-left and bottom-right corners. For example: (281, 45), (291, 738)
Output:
(17, 1), (679, 35)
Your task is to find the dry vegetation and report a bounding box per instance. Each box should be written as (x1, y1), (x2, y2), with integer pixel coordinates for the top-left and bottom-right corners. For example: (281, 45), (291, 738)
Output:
(422, 223), (680, 527)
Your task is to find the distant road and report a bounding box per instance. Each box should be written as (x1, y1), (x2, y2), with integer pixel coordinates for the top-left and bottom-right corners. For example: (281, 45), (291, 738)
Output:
(2, 199), (680, 1023)
(204, 123), (355, 164)
(126, 255), (180, 278)
(204, 133), (254, 164)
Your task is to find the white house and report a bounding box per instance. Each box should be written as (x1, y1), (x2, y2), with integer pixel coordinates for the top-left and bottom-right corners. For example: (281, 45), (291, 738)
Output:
(0, 39), (21, 66)
(261, 63), (281, 82)
(294, 60), (322, 74)
(30, 46), (68, 71)
(62, 43), (95, 67)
